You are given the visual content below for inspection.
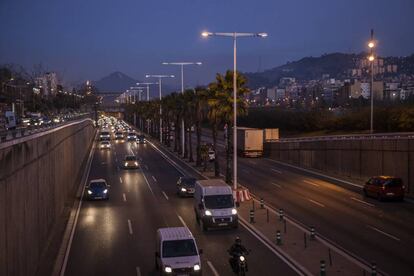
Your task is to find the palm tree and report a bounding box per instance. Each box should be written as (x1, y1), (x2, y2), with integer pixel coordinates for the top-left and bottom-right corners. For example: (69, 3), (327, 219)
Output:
(183, 89), (197, 162)
(194, 87), (208, 166)
(209, 70), (250, 183)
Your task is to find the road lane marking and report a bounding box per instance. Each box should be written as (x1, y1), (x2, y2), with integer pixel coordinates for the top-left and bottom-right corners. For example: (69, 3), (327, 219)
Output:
(351, 197), (375, 207)
(206, 260), (220, 276)
(136, 267), (141, 276)
(123, 193), (127, 202)
(128, 219), (133, 235)
(144, 165), (149, 170)
(271, 168), (282, 174)
(152, 175), (157, 182)
(177, 215), (188, 228)
(271, 182), (282, 188)
(307, 198), (325, 207)
(303, 180), (320, 187)
(140, 169), (155, 196)
(162, 191), (169, 201)
(119, 177), (123, 183)
(367, 225), (400, 241)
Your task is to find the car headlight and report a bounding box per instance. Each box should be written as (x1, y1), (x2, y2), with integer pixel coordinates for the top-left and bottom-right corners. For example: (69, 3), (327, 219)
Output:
(125, 162), (128, 166)
(181, 187), (187, 192)
(194, 264), (201, 271)
(87, 190), (92, 195)
(205, 210), (212, 216)
(164, 266), (172, 273)
(232, 208), (237, 215)
(239, 255), (245, 262)
(103, 189), (108, 194)
(134, 162), (138, 166)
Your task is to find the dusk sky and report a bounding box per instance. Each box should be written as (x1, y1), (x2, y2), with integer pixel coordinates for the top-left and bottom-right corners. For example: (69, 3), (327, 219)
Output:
(1, 0), (413, 88)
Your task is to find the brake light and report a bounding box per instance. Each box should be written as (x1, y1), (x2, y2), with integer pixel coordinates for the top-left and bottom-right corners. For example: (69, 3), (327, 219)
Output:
(381, 186), (385, 190)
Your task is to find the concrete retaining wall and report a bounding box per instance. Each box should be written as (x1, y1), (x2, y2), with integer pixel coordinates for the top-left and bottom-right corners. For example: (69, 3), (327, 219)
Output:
(265, 138), (413, 195)
(0, 119), (95, 276)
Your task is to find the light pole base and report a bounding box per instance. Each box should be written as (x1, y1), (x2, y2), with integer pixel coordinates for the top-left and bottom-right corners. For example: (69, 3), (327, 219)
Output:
(232, 187), (251, 203)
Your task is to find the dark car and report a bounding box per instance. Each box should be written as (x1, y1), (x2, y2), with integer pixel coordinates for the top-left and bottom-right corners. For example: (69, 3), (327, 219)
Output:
(86, 179), (110, 200)
(176, 177), (197, 197)
(136, 135), (146, 144)
(115, 131), (124, 140)
(363, 176), (405, 201)
(127, 132), (137, 141)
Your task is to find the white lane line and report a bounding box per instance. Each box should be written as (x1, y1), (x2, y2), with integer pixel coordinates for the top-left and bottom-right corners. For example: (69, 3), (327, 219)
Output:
(206, 260), (220, 276)
(140, 169), (155, 196)
(136, 267), (141, 276)
(303, 180), (320, 187)
(119, 177), (123, 183)
(144, 165), (149, 170)
(351, 197), (375, 207)
(162, 191), (169, 201)
(152, 175), (157, 182)
(271, 182), (282, 188)
(271, 168), (282, 174)
(307, 198), (325, 208)
(367, 225), (400, 241)
(177, 215), (188, 228)
(128, 219), (133, 235)
(122, 193), (127, 202)
(265, 158), (363, 188)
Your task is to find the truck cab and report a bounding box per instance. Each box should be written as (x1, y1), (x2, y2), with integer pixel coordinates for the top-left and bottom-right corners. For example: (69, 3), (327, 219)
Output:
(194, 179), (238, 231)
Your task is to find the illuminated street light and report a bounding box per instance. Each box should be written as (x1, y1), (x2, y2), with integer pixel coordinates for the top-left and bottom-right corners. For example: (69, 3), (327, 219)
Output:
(201, 30), (267, 190)
(145, 74), (175, 143)
(367, 29), (375, 134)
(162, 61), (202, 157)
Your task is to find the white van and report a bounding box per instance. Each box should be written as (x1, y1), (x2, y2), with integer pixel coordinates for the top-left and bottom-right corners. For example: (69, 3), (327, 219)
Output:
(155, 227), (202, 275)
(194, 179), (238, 231)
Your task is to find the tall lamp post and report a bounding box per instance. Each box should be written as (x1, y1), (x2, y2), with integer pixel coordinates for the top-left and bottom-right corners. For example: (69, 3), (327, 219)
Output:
(367, 29), (376, 134)
(145, 74), (175, 143)
(201, 31), (267, 190)
(162, 62), (202, 157)
(136, 82), (158, 101)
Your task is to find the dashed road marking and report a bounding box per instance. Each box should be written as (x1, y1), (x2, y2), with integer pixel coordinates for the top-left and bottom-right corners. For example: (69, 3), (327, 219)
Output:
(207, 260), (220, 276)
(136, 267), (141, 276)
(144, 165), (149, 170)
(367, 225), (400, 241)
(351, 197), (375, 207)
(119, 177), (123, 183)
(177, 215), (188, 228)
(271, 168), (282, 174)
(122, 193), (127, 202)
(162, 191), (169, 201)
(271, 182), (282, 188)
(127, 219), (133, 235)
(152, 175), (157, 182)
(303, 180), (320, 187)
(307, 198), (325, 208)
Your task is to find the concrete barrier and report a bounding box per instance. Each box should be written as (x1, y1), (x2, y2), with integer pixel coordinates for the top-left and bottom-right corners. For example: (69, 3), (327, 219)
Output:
(0, 119), (95, 276)
(265, 137), (413, 196)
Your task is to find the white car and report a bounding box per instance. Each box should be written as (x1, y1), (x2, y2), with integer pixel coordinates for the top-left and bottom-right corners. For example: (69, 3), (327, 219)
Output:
(99, 141), (111, 149)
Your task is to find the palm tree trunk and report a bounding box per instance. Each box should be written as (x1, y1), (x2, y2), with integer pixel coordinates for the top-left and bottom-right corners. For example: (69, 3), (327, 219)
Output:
(184, 120), (188, 158)
(212, 120), (220, 177)
(225, 124), (232, 184)
(196, 121), (202, 166)
(189, 124), (194, 162)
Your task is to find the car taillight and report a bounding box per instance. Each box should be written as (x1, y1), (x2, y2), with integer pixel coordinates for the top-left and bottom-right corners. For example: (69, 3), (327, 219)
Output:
(381, 186), (385, 190)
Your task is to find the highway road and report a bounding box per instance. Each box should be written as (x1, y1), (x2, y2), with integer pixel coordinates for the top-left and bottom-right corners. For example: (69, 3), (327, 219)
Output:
(199, 129), (414, 276)
(63, 134), (298, 275)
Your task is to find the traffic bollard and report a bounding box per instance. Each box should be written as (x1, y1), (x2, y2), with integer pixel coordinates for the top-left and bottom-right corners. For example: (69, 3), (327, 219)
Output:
(284, 219), (287, 233)
(320, 260), (326, 276)
(249, 209), (255, 223)
(276, 230), (282, 245)
(310, 226), (316, 240)
(304, 233), (307, 249)
(371, 262), (377, 276)
(260, 198), (264, 209)
(328, 248), (332, 266)
(279, 208), (284, 221)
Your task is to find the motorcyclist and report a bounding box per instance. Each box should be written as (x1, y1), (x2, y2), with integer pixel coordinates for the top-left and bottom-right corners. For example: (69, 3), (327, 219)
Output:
(228, 237), (249, 273)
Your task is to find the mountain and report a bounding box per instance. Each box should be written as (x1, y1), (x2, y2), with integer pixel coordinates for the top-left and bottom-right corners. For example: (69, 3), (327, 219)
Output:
(94, 71), (139, 93)
(245, 53), (414, 88)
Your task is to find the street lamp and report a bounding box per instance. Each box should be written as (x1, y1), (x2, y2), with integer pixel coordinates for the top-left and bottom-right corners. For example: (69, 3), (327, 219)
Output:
(162, 61), (202, 157)
(201, 31), (268, 190)
(145, 74), (175, 144)
(136, 82), (158, 101)
(367, 29), (376, 133)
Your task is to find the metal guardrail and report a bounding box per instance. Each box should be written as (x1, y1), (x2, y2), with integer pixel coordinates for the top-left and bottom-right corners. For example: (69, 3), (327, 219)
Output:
(276, 132), (414, 142)
(0, 113), (92, 143)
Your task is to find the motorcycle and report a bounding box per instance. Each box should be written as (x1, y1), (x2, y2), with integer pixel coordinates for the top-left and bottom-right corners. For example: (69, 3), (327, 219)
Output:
(229, 252), (249, 275)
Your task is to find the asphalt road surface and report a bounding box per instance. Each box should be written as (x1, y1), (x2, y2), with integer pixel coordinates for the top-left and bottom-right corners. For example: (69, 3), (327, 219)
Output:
(199, 129), (414, 276)
(64, 136), (298, 276)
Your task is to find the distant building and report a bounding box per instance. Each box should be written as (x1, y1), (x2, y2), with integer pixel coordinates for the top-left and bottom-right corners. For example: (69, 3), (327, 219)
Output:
(266, 87), (276, 101)
(34, 72), (58, 97)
